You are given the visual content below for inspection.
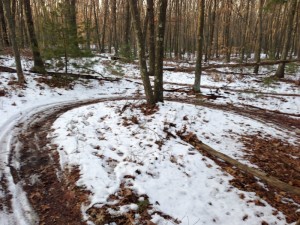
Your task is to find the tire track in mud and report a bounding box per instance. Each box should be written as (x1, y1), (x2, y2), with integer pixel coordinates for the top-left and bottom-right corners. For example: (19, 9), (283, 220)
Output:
(1, 95), (299, 224)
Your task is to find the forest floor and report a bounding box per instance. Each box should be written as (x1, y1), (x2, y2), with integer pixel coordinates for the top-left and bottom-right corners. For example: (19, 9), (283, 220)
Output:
(0, 53), (299, 225)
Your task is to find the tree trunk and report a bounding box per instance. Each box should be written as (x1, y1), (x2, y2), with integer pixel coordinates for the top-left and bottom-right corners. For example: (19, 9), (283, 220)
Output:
(224, 0), (231, 63)
(207, 0), (216, 61)
(253, 0), (264, 74)
(193, 0), (205, 93)
(92, 0), (101, 50)
(101, 0), (108, 53)
(83, 2), (91, 51)
(3, 0), (25, 84)
(128, 0), (155, 105)
(66, 0), (79, 55)
(0, 0), (9, 46)
(240, 0), (251, 62)
(275, 0), (298, 78)
(111, 0), (118, 55)
(23, 0), (45, 73)
(147, 0), (155, 77)
(124, 1), (131, 46)
(154, 0), (168, 103)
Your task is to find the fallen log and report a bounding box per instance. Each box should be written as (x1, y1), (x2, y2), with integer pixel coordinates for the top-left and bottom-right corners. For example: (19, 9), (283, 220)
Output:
(174, 59), (300, 72)
(0, 65), (17, 73)
(163, 66), (176, 71)
(45, 71), (121, 82)
(177, 130), (300, 196)
(203, 59), (300, 70)
(0, 65), (120, 82)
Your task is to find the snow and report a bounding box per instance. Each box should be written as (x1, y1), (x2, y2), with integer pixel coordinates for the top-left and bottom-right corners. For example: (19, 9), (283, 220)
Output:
(122, 61), (300, 114)
(0, 56), (141, 224)
(50, 100), (295, 224)
(0, 54), (299, 224)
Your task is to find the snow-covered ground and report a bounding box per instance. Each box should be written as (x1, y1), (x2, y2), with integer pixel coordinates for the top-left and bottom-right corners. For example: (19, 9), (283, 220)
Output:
(0, 56), (141, 224)
(0, 55), (299, 224)
(50, 100), (293, 225)
(122, 62), (300, 114)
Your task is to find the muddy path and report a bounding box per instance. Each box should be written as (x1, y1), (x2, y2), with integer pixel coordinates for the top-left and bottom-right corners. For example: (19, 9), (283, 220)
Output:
(0, 96), (299, 224)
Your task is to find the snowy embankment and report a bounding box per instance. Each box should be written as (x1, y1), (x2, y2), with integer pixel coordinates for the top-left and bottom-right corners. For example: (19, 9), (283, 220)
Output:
(50, 100), (294, 225)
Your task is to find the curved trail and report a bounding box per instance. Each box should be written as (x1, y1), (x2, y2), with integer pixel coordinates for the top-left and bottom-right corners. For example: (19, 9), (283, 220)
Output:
(0, 96), (298, 224)
(0, 97), (135, 224)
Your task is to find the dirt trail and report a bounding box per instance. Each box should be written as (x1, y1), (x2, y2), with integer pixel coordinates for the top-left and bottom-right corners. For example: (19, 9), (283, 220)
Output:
(1, 96), (299, 224)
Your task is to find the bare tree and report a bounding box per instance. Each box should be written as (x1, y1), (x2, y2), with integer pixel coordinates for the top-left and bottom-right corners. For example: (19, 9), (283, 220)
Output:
(193, 0), (205, 93)
(2, 0), (25, 83)
(253, 0), (264, 74)
(0, 0), (9, 47)
(129, 0), (155, 105)
(23, 0), (46, 73)
(147, 0), (155, 77)
(65, 0), (80, 54)
(154, 0), (168, 102)
(101, 0), (108, 53)
(275, 0), (298, 78)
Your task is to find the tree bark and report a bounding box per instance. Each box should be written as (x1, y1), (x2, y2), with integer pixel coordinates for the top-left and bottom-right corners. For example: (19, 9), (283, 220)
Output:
(207, 0), (216, 61)
(92, 0), (101, 50)
(253, 0), (264, 74)
(124, 1), (131, 46)
(101, 0), (108, 53)
(240, 0), (251, 62)
(128, 0), (155, 105)
(147, 0), (155, 77)
(66, 0), (79, 55)
(0, 0), (9, 46)
(23, 0), (46, 73)
(154, 0), (168, 102)
(193, 0), (205, 93)
(275, 0), (298, 78)
(3, 0), (25, 83)
(224, 0), (231, 63)
(111, 0), (118, 55)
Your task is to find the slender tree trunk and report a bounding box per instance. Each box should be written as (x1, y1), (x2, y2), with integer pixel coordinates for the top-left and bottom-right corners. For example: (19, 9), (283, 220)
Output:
(66, 0), (79, 54)
(224, 0), (231, 62)
(128, 0), (154, 105)
(215, 14), (219, 58)
(193, 0), (205, 92)
(92, 0), (101, 50)
(124, 1), (131, 46)
(208, 0), (216, 61)
(111, 0), (118, 55)
(147, 0), (155, 77)
(23, 0), (45, 73)
(83, 2), (91, 51)
(241, 0), (251, 62)
(101, 0), (108, 53)
(254, 0), (264, 74)
(154, 0), (168, 103)
(0, 0), (9, 46)
(275, 0), (298, 78)
(19, 0), (26, 48)
(3, 0), (25, 83)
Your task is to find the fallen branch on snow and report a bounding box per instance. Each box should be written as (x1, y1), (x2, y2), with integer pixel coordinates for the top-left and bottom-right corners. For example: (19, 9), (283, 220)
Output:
(176, 129), (300, 196)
